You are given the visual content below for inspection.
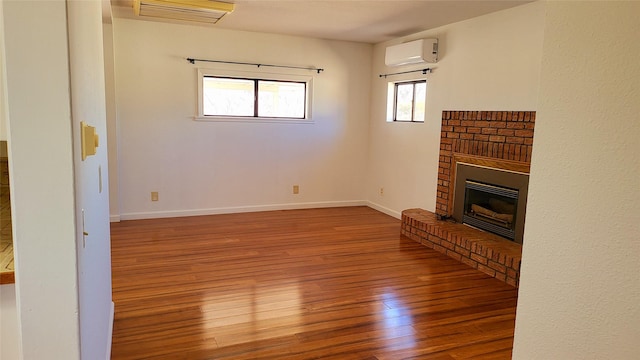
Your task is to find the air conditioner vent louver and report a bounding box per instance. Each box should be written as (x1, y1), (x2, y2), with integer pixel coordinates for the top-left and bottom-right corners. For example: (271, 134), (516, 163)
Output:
(134, 0), (235, 24)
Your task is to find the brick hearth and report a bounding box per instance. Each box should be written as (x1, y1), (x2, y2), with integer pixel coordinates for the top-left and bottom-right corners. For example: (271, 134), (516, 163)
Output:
(401, 208), (522, 287)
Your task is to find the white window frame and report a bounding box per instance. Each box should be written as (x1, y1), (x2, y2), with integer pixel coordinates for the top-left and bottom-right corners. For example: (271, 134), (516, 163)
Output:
(386, 78), (427, 123)
(195, 68), (314, 124)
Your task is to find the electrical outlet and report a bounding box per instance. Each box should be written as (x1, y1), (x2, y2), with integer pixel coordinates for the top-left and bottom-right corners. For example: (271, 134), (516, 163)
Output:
(379, 187), (384, 196)
(151, 191), (159, 201)
(293, 185), (299, 194)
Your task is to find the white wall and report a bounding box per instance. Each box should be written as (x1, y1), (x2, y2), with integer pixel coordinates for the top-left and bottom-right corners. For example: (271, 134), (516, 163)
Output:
(111, 19), (372, 219)
(366, 2), (544, 217)
(0, 0), (6, 142)
(0, 284), (20, 360)
(3, 0), (80, 358)
(513, 2), (640, 358)
(0, 2), (20, 356)
(67, 1), (114, 358)
(103, 21), (121, 222)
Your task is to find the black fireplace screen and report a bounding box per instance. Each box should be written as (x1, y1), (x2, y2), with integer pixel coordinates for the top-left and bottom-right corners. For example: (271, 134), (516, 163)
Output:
(463, 181), (518, 240)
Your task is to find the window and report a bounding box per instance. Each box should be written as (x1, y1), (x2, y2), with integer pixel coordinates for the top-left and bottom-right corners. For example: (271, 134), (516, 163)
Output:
(197, 70), (312, 122)
(388, 80), (426, 122)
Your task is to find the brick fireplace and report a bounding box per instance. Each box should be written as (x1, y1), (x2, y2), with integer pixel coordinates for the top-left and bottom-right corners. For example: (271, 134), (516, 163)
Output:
(401, 110), (535, 287)
(436, 110), (535, 218)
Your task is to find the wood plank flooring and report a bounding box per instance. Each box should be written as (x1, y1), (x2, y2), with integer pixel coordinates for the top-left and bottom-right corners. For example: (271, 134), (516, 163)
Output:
(110, 206), (518, 359)
(0, 183), (15, 284)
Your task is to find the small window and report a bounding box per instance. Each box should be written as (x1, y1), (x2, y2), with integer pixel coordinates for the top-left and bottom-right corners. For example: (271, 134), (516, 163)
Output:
(203, 77), (255, 117)
(389, 80), (426, 122)
(257, 80), (306, 118)
(197, 70), (311, 122)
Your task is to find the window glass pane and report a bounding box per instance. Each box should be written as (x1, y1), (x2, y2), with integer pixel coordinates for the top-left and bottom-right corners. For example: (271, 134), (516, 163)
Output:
(258, 81), (306, 118)
(413, 82), (426, 122)
(395, 83), (414, 121)
(203, 77), (254, 116)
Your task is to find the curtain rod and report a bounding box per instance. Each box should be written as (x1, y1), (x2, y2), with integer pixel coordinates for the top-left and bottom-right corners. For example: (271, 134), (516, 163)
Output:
(379, 68), (432, 78)
(186, 58), (324, 74)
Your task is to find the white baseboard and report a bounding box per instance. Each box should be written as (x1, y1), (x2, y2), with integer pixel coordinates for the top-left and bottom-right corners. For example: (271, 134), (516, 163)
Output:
(118, 200), (368, 220)
(366, 201), (402, 219)
(109, 215), (120, 223)
(107, 301), (114, 360)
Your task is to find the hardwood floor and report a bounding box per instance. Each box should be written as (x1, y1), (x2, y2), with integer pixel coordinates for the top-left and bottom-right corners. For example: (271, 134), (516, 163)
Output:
(0, 182), (14, 284)
(110, 207), (518, 359)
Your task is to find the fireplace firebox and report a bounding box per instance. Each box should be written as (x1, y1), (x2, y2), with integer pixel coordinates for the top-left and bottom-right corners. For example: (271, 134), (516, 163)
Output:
(463, 181), (518, 240)
(452, 163), (529, 244)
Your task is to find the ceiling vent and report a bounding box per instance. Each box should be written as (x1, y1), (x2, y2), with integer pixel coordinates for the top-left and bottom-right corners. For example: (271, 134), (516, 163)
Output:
(133, 0), (235, 24)
(385, 39), (438, 67)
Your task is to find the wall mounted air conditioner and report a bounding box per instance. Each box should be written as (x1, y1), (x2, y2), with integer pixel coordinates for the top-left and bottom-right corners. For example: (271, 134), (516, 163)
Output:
(385, 39), (438, 67)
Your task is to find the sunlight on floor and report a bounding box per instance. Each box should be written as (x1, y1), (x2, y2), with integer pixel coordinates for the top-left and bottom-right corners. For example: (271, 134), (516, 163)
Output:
(200, 282), (303, 347)
(378, 291), (417, 351)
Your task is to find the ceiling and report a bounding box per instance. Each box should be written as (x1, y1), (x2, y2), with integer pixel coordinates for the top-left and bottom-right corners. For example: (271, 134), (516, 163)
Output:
(110, 0), (533, 44)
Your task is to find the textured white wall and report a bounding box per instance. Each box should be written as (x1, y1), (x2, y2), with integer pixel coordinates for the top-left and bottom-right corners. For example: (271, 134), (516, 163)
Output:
(112, 19), (372, 219)
(366, 2), (544, 218)
(0, 4), (20, 359)
(513, 2), (640, 358)
(3, 0), (80, 358)
(0, 0), (6, 142)
(0, 284), (20, 360)
(0, 4), (19, 358)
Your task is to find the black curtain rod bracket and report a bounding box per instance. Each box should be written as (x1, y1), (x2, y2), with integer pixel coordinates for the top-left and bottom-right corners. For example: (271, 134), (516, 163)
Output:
(379, 68), (432, 78)
(186, 58), (324, 74)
